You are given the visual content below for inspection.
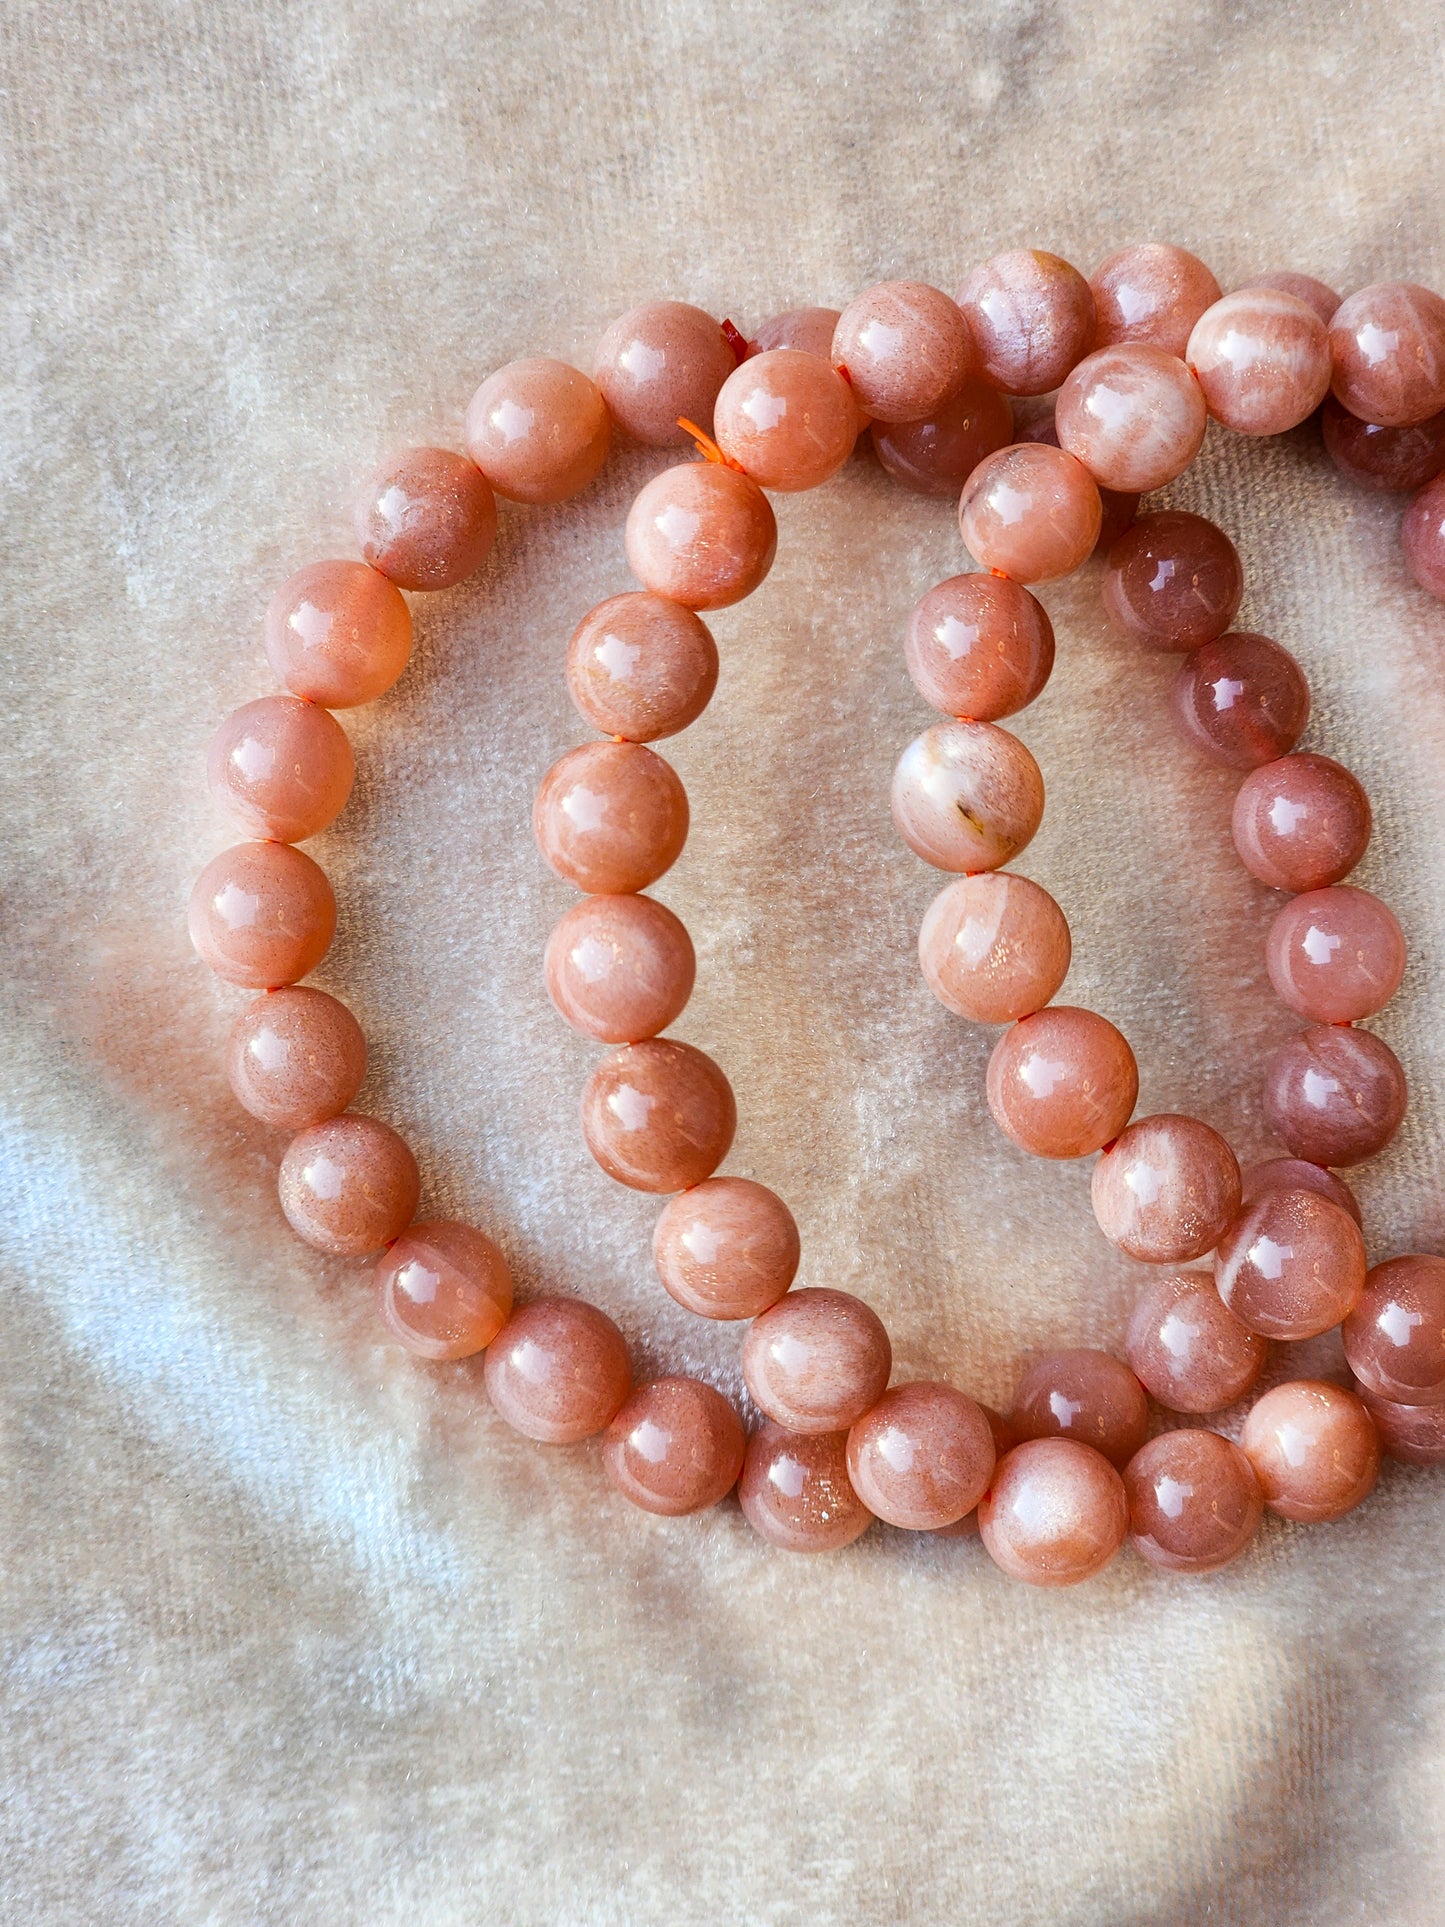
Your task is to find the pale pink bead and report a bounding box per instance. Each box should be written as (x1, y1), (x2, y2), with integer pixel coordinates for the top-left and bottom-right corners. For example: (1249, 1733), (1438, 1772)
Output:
(1403, 473), (1445, 599)
(188, 841), (336, 989)
(375, 1220), (513, 1361)
(979, 1439), (1127, 1586)
(1125, 1430), (1263, 1574)
(277, 1113), (420, 1256)
(226, 986), (366, 1130)
(1231, 754), (1372, 892)
(957, 442), (1102, 581)
(565, 592), (718, 743)
(1240, 1380), (1380, 1522)
(263, 560), (413, 708)
(918, 872), (1070, 1024)
(1240, 272), (1341, 329)
(955, 250), (1095, 396)
(1056, 344), (1207, 492)
(207, 697), (355, 843)
(742, 1288), (891, 1434)
(1089, 244), (1221, 357)
(1102, 511), (1242, 651)
(713, 348), (855, 491)
(903, 574), (1054, 720)
(1343, 1255), (1445, 1407)
(891, 721), (1044, 873)
(1241, 1157), (1361, 1227)
(846, 1382), (996, 1530)
(1125, 1271), (1267, 1414)
(652, 1177), (799, 1320)
(830, 281), (975, 423)
(581, 1039), (735, 1192)
(1263, 1024), (1407, 1167)
(1356, 1385), (1445, 1466)
(1329, 282), (1445, 427)
(483, 1297), (631, 1444)
(1008, 1348), (1148, 1468)
(353, 446), (497, 589)
(1214, 1188), (1366, 1340)
(533, 741), (688, 895)
(1265, 885), (1406, 1024)
(1173, 632), (1312, 769)
(463, 358), (611, 504)
(592, 301), (736, 448)
(1322, 394), (1445, 493)
(871, 379), (1013, 497)
(624, 461), (777, 610)
(1091, 1114), (1241, 1263)
(986, 1007), (1138, 1159)
(544, 894), (694, 1043)
(1185, 289), (1331, 435)
(602, 1377), (746, 1515)
(739, 1421), (874, 1552)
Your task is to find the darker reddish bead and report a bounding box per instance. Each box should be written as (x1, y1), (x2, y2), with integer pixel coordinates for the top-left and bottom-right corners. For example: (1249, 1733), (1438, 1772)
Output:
(1263, 1024), (1407, 1167)
(1356, 1386), (1445, 1466)
(1232, 753), (1372, 892)
(1343, 1255), (1445, 1407)
(1008, 1348), (1149, 1468)
(739, 1422), (875, 1552)
(1173, 633), (1311, 768)
(1403, 473), (1445, 600)
(1321, 395), (1445, 493)
(1102, 512), (1243, 651)
(1125, 1430), (1264, 1574)
(871, 378), (1013, 497)
(1240, 1157), (1361, 1226)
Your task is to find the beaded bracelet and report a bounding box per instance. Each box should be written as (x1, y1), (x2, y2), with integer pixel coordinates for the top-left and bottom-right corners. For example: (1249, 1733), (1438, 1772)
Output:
(190, 242), (1445, 1587)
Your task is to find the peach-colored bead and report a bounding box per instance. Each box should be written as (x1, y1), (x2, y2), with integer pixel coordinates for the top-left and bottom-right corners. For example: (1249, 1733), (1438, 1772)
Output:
(1232, 753), (1372, 892)
(624, 461), (777, 611)
(1056, 344), (1207, 492)
(1356, 1385), (1445, 1466)
(1008, 1348), (1148, 1469)
(1265, 885), (1406, 1025)
(1322, 394), (1445, 492)
(544, 893), (694, 1043)
(581, 1039), (735, 1192)
(1215, 1188), (1366, 1340)
(353, 446), (497, 590)
(602, 1376), (746, 1515)
(1240, 1156), (1361, 1226)
(1125, 1430), (1264, 1574)
(830, 280), (975, 423)
(956, 249), (1095, 396)
(1343, 1255), (1445, 1407)
(1186, 289), (1332, 435)
(904, 574), (1054, 720)
(566, 593), (718, 744)
(226, 986), (366, 1130)
(713, 348), (855, 491)
(1263, 1024), (1407, 1168)
(958, 442), (1102, 581)
(533, 741), (688, 895)
(207, 697), (354, 844)
(1125, 1271), (1267, 1414)
(918, 872), (1070, 1024)
(277, 1113), (420, 1256)
(1403, 472), (1445, 600)
(592, 301), (736, 448)
(1240, 1379), (1380, 1522)
(979, 1439), (1128, 1587)
(891, 720), (1044, 873)
(652, 1177), (798, 1320)
(463, 357), (611, 504)
(1102, 511), (1243, 651)
(1089, 244), (1221, 358)
(263, 560), (413, 708)
(1241, 272), (1341, 329)
(188, 841), (336, 989)
(871, 379), (1013, 497)
(742, 1288), (891, 1434)
(1174, 631), (1312, 769)
(925, 1403), (1017, 1537)
(846, 1382), (996, 1530)
(986, 1007), (1138, 1159)
(738, 1421), (874, 1552)
(1091, 1114), (1241, 1263)
(374, 1219), (513, 1361)
(483, 1297), (631, 1444)
(1329, 282), (1445, 428)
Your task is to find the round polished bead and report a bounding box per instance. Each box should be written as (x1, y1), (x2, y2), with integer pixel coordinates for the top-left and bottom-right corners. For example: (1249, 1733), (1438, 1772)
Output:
(1013, 412), (1140, 549)
(1321, 394), (1445, 492)
(1241, 272), (1341, 329)
(1125, 1430), (1264, 1574)
(188, 841), (336, 988)
(904, 574), (1054, 720)
(1185, 289), (1331, 435)
(652, 1177), (798, 1321)
(871, 378), (1013, 497)
(979, 1439), (1127, 1586)
(1215, 1188), (1366, 1340)
(207, 697), (355, 844)
(918, 872), (1070, 1024)
(602, 1377), (746, 1515)
(1263, 1024), (1407, 1167)
(1091, 1114), (1242, 1263)
(580, 1039), (735, 1192)
(925, 1403), (1017, 1538)
(830, 280), (975, 423)
(986, 1007), (1138, 1159)
(483, 1297), (631, 1444)
(226, 986), (366, 1130)
(1240, 1380), (1380, 1522)
(1008, 1348), (1148, 1468)
(592, 301), (735, 448)
(957, 442), (1102, 581)
(1357, 1385), (1445, 1466)
(374, 1219), (513, 1361)
(1402, 472), (1445, 599)
(891, 720), (1043, 874)
(263, 560), (413, 708)
(1328, 282), (1445, 427)
(1173, 631), (1312, 768)
(742, 1288), (891, 1434)
(738, 1421), (874, 1552)
(955, 249), (1094, 396)
(1265, 885), (1406, 1024)
(1232, 754), (1372, 892)
(277, 1113), (420, 1256)
(1125, 1270), (1267, 1414)
(463, 357), (611, 504)
(712, 348), (855, 491)
(544, 894), (694, 1043)
(353, 446), (497, 589)
(1343, 1255), (1445, 1406)
(624, 461), (777, 611)
(533, 741), (688, 895)
(1241, 1157), (1361, 1226)
(1056, 344), (1207, 492)
(1089, 244), (1222, 358)
(1102, 511), (1243, 651)
(846, 1382), (996, 1530)
(565, 592), (717, 743)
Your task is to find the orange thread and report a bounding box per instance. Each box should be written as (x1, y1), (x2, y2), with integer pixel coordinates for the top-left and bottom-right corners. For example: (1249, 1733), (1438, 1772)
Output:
(677, 418), (748, 473)
(989, 567), (1012, 581)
